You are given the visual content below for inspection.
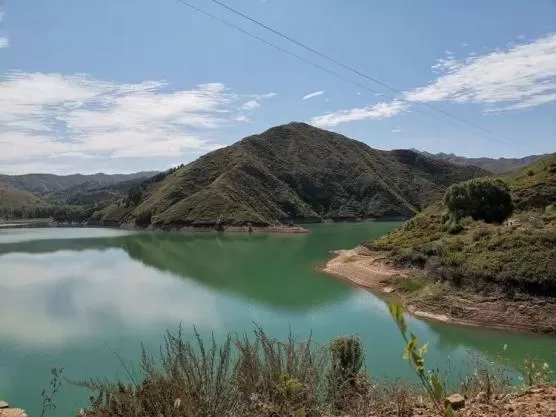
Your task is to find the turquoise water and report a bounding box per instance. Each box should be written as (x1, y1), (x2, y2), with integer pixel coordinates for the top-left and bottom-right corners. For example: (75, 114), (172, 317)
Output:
(0, 224), (554, 415)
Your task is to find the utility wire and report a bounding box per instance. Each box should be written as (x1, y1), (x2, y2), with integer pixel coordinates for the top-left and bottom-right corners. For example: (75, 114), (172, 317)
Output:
(207, 0), (521, 147)
(175, 0), (520, 147)
(176, 0), (381, 96)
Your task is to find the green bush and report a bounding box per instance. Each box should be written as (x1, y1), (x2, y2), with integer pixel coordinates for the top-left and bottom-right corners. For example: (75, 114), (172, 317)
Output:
(443, 178), (513, 223)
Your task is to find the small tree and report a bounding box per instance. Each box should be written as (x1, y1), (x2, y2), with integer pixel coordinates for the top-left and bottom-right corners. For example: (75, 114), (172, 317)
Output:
(443, 178), (513, 223)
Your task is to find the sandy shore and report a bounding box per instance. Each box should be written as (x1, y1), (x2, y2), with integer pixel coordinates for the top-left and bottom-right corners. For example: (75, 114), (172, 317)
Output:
(323, 246), (408, 292)
(323, 247), (556, 334)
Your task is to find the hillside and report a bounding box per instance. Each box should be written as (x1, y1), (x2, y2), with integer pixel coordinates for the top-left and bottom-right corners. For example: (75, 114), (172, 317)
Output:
(0, 171), (157, 195)
(0, 184), (46, 209)
(47, 176), (153, 205)
(98, 123), (487, 227)
(368, 154), (556, 292)
(414, 150), (546, 173)
(357, 154), (556, 332)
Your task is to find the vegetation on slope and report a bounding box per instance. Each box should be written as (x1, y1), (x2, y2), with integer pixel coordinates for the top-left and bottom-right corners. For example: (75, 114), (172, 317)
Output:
(367, 154), (556, 297)
(0, 172), (156, 221)
(101, 123), (487, 228)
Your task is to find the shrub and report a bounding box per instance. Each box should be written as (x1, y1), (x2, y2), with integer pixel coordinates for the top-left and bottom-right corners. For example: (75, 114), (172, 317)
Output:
(392, 248), (428, 267)
(134, 209), (153, 227)
(443, 178), (513, 223)
(447, 222), (464, 235)
(327, 336), (365, 412)
(471, 228), (490, 241)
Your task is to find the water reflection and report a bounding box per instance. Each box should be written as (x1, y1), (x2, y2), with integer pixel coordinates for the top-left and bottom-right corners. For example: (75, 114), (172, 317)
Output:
(0, 230), (353, 310)
(0, 250), (221, 347)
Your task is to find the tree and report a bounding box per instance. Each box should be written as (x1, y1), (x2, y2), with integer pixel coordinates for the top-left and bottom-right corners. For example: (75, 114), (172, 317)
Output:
(443, 178), (513, 223)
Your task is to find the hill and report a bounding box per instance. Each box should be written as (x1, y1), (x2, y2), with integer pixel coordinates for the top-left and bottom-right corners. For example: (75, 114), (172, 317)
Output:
(358, 154), (556, 332)
(0, 171), (157, 221)
(98, 123), (488, 227)
(0, 184), (46, 209)
(413, 150), (546, 173)
(0, 171), (157, 195)
(47, 176), (154, 205)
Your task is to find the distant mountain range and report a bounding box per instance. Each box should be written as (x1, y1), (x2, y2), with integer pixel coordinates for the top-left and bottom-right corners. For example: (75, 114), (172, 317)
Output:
(0, 172), (158, 195)
(0, 172), (157, 217)
(412, 150), (547, 174)
(97, 122), (488, 227)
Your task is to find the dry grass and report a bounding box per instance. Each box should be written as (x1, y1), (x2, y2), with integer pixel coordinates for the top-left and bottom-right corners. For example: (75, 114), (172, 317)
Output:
(71, 326), (534, 417)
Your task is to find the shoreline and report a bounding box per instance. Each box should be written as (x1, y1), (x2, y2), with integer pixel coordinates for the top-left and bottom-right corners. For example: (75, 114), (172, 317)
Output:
(0, 221), (310, 234)
(322, 247), (556, 335)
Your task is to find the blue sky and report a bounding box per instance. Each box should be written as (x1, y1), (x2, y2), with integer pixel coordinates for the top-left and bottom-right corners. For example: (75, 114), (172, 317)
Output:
(0, 0), (555, 174)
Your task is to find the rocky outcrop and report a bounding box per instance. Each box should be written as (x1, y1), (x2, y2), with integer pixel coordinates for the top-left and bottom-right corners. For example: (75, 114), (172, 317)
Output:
(0, 401), (27, 417)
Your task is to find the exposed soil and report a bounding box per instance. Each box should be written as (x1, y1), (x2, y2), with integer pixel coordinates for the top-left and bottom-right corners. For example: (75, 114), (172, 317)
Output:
(385, 386), (556, 417)
(323, 247), (556, 335)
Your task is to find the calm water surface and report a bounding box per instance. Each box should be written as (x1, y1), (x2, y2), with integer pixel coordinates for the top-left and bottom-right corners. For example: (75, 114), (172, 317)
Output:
(0, 224), (554, 415)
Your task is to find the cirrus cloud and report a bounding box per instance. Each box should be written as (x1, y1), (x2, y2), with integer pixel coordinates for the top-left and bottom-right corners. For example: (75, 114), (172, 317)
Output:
(302, 90), (325, 100)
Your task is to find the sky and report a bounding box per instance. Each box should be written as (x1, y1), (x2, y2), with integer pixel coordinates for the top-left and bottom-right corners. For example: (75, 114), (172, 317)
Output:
(0, 0), (555, 175)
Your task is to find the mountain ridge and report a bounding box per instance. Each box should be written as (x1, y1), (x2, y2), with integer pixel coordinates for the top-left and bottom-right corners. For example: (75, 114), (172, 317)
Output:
(412, 149), (547, 173)
(0, 171), (158, 195)
(96, 122), (489, 227)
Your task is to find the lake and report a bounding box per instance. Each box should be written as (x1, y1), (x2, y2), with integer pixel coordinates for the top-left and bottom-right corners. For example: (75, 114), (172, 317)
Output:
(0, 224), (554, 415)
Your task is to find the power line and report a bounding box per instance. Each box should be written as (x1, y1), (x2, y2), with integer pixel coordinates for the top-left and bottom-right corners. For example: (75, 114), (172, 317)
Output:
(174, 0), (519, 147)
(207, 0), (521, 147)
(176, 0), (381, 96)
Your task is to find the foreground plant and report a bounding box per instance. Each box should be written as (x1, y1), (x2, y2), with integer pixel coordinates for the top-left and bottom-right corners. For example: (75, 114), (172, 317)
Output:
(388, 303), (455, 417)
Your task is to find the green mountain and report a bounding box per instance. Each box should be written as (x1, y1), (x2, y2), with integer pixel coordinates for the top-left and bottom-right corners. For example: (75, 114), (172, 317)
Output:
(413, 150), (547, 174)
(0, 172), (157, 220)
(368, 153), (556, 296)
(99, 123), (488, 227)
(0, 171), (157, 195)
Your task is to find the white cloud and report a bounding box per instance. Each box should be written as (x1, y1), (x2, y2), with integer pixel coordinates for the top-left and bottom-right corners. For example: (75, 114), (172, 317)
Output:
(309, 33), (556, 127)
(0, 72), (271, 169)
(374, 93), (384, 96)
(302, 90), (325, 100)
(0, 13), (8, 48)
(241, 99), (261, 110)
(392, 128), (403, 134)
(0, 161), (73, 175)
(310, 100), (408, 127)
(234, 115), (251, 123)
(254, 92), (277, 99)
(404, 34), (556, 109)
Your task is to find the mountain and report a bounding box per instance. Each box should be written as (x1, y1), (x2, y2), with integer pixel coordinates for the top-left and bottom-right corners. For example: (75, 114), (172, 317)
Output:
(0, 172), (158, 195)
(98, 122), (488, 227)
(368, 153), (556, 297)
(412, 150), (547, 174)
